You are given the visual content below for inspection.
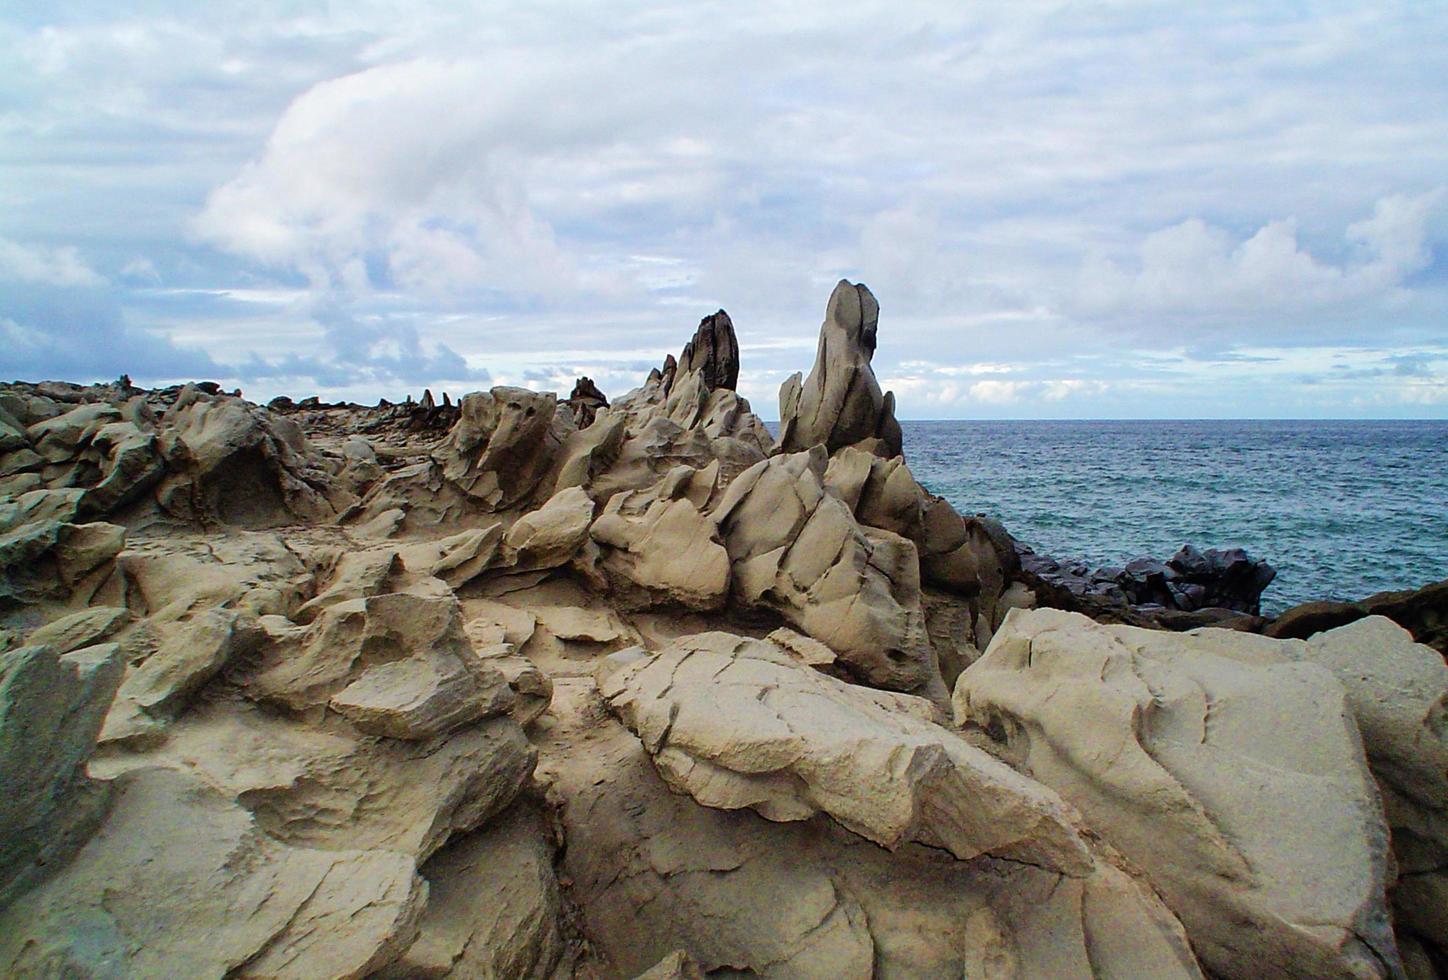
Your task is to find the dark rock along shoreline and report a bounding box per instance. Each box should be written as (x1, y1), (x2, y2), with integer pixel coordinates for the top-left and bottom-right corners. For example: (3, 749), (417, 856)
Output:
(0, 282), (1444, 977)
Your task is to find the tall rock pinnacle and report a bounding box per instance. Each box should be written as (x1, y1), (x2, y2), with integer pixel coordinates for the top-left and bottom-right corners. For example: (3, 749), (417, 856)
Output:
(778, 280), (903, 458)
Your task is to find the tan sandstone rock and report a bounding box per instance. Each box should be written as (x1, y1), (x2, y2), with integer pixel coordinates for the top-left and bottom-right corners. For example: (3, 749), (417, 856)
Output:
(778, 280), (902, 458)
(598, 632), (1092, 873)
(954, 607), (1404, 980)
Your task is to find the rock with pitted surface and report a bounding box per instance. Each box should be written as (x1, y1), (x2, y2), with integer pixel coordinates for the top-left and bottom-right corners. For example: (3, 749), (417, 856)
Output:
(778, 280), (902, 458)
(954, 608), (1404, 980)
(435, 386), (563, 510)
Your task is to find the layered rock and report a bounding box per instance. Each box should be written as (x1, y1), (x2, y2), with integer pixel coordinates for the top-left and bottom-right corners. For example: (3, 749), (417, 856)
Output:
(778, 280), (902, 458)
(954, 608), (1404, 979)
(598, 633), (1092, 872)
(435, 386), (563, 510)
(544, 671), (1201, 979)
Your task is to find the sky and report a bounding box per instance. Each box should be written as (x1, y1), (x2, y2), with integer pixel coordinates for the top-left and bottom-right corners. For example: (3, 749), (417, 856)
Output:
(2, 1), (1446, 419)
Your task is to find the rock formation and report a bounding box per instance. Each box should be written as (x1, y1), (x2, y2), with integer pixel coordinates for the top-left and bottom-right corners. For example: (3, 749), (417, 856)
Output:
(0, 281), (1438, 977)
(779, 279), (903, 458)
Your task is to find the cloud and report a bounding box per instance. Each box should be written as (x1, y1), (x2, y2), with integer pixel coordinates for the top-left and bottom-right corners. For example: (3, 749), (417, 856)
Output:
(1071, 189), (1445, 320)
(0, 237), (103, 287)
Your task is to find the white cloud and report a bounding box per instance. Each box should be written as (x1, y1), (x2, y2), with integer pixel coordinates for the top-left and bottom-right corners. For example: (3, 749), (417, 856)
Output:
(1072, 189), (1444, 318)
(0, 237), (103, 286)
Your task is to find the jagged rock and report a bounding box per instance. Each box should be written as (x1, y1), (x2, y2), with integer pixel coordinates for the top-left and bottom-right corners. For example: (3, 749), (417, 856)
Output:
(374, 800), (565, 979)
(329, 653), (514, 740)
(466, 599), (538, 647)
(546, 677), (1201, 978)
(599, 633), (1092, 872)
(0, 767), (424, 978)
(248, 592), (478, 712)
(953, 608), (1404, 980)
(0, 642), (125, 904)
(430, 525), (503, 589)
(154, 386), (353, 525)
(711, 447), (946, 701)
(676, 310), (740, 392)
(435, 387), (562, 510)
(778, 280), (902, 458)
(824, 445), (1017, 653)
(633, 950), (707, 979)
(476, 651), (553, 726)
(100, 608), (265, 748)
(0, 516), (125, 603)
(295, 547), (403, 623)
(25, 605), (129, 654)
(502, 484), (594, 571)
(590, 488), (730, 610)
(564, 375), (610, 428)
(533, 604), (625, 643)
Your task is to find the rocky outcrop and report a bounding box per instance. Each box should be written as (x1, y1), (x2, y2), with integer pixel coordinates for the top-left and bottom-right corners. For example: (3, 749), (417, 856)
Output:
(564, 375), (610, 428)
(778, 280), (902, 458)
(676, 310), (740, 393)
(589, 486), (730, 610)
(435, 386), (563, 510)
(155, 385), (355, 525)
(598, 633), (1092, 872)
(1021, 543), (1277, 615)
(954, 608), (1404, 979)
(0, 642), (124, 904)
(544, 671), (1201, 979)
(711, 447), (947, 701)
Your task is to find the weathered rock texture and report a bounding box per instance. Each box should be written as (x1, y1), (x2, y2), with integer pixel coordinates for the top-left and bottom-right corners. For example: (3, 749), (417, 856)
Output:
(954, 608), (1405, 980)
(1, 281), (1432, 978)
(779, 280), (903, 458)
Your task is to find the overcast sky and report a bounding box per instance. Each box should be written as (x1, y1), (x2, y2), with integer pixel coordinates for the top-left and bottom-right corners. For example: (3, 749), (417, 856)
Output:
(3, 2), (1446, 418)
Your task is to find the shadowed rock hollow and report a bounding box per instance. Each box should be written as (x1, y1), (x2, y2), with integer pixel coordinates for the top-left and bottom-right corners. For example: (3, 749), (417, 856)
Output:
(0, 281), (1443, 978)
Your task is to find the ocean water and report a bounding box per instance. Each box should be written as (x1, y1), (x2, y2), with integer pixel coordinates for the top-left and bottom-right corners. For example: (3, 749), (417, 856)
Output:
(899, 420), (1448, 615)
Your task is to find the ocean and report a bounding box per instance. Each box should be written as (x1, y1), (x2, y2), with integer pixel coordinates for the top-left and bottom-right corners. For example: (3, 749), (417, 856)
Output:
(899, 420), (1448, 615)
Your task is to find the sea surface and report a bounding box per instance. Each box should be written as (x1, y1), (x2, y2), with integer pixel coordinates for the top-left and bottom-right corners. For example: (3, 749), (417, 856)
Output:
(898, 420), (1448, 615)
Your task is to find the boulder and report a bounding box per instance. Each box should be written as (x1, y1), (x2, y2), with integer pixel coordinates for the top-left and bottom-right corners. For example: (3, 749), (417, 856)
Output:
(295, 547), (403, 623)
(435, 387), (562, 510)
(1281, 616), (1448, 955)
(711, 448), (946, 700)
(154, 386), (352, 525)
(778, 280), (902, 458)
(564, 375), (610, 428)
(26, 606), (129, 654)
(329, 653), (514, 740)
(430, 525), (503, 589)
(502, 484), (594, 571)
(590, 488), (730, 610)
(953, 608), (1403, 980)
(1267, 576), (1448, 656)
(0, 642), (125, 904)
(533, 604), (625, 644)
(598, 633), (1093, 873)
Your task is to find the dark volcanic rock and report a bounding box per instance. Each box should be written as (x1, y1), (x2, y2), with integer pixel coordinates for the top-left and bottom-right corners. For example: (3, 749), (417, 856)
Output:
(676, 311), (740, 393)
(1267, 577), (1448, 656)
(565, 377), (610, 428)
(1019, 543), (1277, 617)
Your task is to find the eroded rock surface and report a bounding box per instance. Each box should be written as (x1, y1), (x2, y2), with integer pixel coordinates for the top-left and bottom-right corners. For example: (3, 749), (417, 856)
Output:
(954, 608), (1404, 980)
(778, 280), (902, 458)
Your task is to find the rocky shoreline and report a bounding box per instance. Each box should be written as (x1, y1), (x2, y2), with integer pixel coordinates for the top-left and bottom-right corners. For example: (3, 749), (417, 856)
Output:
(1, 280), (1444, 977)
